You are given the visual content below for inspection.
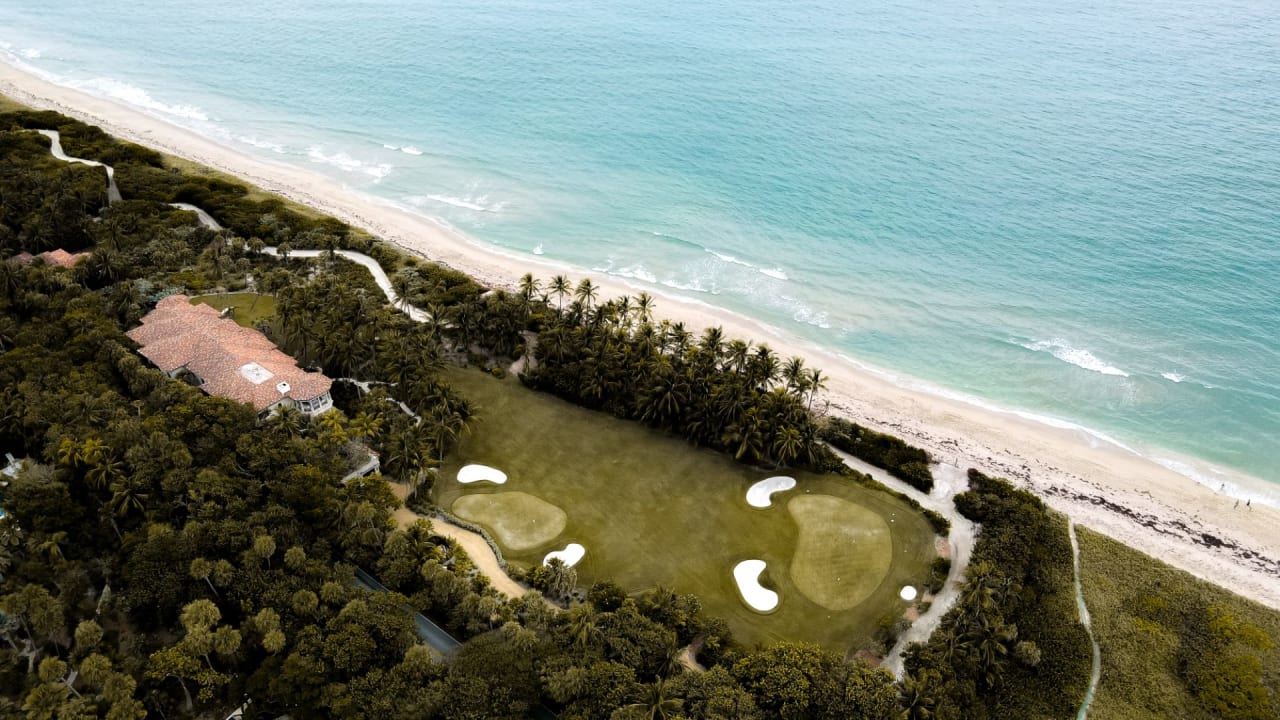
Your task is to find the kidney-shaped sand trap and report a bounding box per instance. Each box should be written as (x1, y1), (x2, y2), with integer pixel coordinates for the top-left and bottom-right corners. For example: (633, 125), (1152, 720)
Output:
(457, 464), (508, 484)
(733, 559), (779, 612)
(452, 492), (566, 551)
(787, 495), (893, 611)
(543, 543), (586, 567)
(746, 476), (797, 508)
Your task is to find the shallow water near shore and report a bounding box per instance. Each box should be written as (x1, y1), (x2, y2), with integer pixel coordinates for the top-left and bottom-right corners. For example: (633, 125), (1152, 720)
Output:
(2, 0), (1277, 486)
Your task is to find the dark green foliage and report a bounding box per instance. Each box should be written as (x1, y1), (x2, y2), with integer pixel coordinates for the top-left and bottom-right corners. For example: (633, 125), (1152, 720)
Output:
(820, 417), (934, 492)
(502, 280), (833, 471)
(1078, 527), (1280, 720)
(902, 470), (1092, 719)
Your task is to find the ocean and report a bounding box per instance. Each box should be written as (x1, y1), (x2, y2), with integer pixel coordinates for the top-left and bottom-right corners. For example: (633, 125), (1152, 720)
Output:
(2, 0), (1277, 488)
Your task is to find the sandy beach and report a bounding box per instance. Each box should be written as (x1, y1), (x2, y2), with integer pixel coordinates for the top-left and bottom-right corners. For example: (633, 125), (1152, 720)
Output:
(4, 60), (1277, 609)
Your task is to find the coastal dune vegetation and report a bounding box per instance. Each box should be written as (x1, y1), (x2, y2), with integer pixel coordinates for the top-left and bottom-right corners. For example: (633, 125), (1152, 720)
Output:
(2, 104), (1277, 719)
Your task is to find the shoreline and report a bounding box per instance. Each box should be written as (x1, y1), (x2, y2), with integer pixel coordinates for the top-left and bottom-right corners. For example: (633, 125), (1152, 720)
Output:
(3, 60), (1278, 609)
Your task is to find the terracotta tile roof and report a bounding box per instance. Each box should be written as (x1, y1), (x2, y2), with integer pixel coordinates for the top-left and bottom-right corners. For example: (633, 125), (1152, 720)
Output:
(127, 295), (332, 412)
(37, 249), (91, 269)
(7, 252), (35, 265)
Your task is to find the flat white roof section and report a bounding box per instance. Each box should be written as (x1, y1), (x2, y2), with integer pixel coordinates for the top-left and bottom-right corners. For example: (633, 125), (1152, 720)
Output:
(238, 362), (274, 384)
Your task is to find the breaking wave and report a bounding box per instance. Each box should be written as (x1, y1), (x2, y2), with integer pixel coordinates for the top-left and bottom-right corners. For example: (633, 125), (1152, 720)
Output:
(306, 146), (392, 181)
(1019, 338), (1129, 377)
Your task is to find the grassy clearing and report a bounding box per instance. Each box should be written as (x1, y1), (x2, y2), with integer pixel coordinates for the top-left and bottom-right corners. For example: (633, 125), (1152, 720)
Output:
(437, 367), (937, 652)
(787, 495), (893, 611)
(0, 94), (27, 113)
(189, 293), (275, 328)
(453, 492), (567, 551)
(1077, 526), (1280, 720)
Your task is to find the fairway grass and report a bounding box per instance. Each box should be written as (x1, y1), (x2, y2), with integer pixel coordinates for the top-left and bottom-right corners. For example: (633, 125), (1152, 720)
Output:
(453, 492), (567, 551)
(190, 292), (276, 328)
(787, 495), (893, 611)
(438, 368), (937, 652)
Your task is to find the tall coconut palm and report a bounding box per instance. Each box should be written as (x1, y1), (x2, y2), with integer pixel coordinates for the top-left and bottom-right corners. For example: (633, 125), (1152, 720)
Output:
(550, 275), (570, 312)
(574, 278), (598, 308)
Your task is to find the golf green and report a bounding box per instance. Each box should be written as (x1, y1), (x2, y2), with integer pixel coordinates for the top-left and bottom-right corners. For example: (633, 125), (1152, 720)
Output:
(437, 368), (937, 651)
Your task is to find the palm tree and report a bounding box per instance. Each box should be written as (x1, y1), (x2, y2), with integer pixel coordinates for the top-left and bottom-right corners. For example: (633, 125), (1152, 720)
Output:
(771, 426), (803, 468)
(550, 275), (570, 312)
(108, 479), (149, 520)
(806, 368), (827, 411)
(782, 357), (807, 395)
(574, 278), (598, 308)
(621, 680), (682, 720)
(636, 292), (655, 323)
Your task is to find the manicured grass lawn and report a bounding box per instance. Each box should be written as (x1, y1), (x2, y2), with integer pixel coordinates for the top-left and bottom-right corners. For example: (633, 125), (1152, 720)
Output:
(1077, 526), (1280, 720)
(437, 367), (937, 652)
(453, 492), (567, 551)
(190, 293), (276, 328)
(787, 495), (893, 611)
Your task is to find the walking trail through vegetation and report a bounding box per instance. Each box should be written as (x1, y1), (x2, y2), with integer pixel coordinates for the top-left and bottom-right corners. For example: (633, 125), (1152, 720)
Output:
(389, 482), (529, 599)
(35, 128), (121, 202)
(1068, 521), (1102, 719)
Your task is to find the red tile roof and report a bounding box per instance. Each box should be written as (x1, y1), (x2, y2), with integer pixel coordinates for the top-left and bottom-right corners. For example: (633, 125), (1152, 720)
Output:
(37, 249), (91, 269)
(127, 295), (331, 412)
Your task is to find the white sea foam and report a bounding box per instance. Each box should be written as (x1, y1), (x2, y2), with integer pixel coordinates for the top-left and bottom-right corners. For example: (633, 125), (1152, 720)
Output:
(236, 134), (287, 153)
(1020, 338), (1129, 377)
(70, 76), (209, 122)
(533, 244), (545, 255)
(1161, 372), (1186, 383)
(791, 305), (831, 329)
(423, 194), (506, 213)
(381, 142), (425, 156)
(707, 249), (753, 268)
(306, 146), (392, 181)
(703, 248), (790, 282)
(611, 265), (658, 284)
(19, 48), (41, 59)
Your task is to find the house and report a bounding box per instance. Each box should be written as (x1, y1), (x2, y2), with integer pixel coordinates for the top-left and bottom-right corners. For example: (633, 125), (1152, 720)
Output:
(127, 295), (333, 417)
(7, 249), (92, 268)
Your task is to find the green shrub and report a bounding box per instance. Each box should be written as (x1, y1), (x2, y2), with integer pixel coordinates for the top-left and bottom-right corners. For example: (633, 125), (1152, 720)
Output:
(820, 417), (934, 493)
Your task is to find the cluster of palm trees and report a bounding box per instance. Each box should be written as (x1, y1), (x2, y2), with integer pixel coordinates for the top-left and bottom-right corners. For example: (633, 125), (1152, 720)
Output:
(486, 274), (832, 469)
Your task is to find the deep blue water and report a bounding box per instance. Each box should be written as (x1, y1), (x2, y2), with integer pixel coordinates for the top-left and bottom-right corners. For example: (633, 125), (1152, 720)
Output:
(3, 0), (1277, 486)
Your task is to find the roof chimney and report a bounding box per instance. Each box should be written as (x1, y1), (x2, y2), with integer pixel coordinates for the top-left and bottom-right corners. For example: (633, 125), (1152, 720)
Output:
(276, 381), (291, 396)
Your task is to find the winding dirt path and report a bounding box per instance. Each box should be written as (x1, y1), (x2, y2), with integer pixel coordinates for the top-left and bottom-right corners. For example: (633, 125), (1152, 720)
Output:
(1069, 521), (1102, 719)
(34, 128), (121, 202)
(388, 482), (529, 599)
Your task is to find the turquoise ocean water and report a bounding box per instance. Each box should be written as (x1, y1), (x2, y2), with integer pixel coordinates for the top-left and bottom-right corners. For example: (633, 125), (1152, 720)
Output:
(2, 0), (1277, 490)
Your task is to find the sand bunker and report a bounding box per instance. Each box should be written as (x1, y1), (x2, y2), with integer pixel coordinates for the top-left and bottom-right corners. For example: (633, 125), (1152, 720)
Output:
(543, 543), (586, 568)
(787, 495), (893, 611)
(452, 492), (565, 551)
(733, 560), (779, 612)
(457, 464), (508, 484)
(746, 476), (797, 508)
(900, 585), (918, 601)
